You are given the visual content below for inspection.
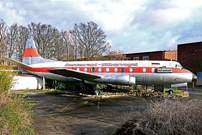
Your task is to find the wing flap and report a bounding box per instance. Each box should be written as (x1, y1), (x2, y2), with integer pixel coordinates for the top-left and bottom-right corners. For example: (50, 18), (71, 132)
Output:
(3, 57), (33, 69)
(49, 68), (101, 80)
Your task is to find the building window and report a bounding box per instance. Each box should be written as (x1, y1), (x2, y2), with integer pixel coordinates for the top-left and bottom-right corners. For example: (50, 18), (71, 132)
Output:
(125, 57), (130, 60)
(133, 57), (139, 60)
(143, 56), (149, 60)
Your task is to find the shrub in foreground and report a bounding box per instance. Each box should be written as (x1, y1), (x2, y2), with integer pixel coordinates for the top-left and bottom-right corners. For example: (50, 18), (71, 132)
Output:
(0, 65), (35, 134)
(116, 98), (202, 135)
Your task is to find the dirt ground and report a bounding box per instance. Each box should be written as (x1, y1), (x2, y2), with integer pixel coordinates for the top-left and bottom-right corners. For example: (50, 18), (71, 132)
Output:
(22, 89), (202, 135)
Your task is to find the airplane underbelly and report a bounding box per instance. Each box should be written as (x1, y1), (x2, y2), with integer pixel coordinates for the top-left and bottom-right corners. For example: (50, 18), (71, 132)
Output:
(135, 73), (162, 85)
(136, 73), (192, 85)
(141, 74), (164, 85)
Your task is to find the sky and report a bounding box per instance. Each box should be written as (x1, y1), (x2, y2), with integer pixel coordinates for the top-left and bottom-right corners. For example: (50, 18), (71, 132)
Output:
(1, 0), (202, 54)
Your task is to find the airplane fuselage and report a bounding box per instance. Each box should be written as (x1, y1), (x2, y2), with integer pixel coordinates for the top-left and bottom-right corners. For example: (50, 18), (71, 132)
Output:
(4, 37), (196, 92)
(23, 60), (193, 86)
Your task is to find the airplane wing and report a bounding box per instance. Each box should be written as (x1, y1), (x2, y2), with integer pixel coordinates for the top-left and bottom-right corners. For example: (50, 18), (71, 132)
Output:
(49, 68), (101, 80)
(3, 57), (33, 69)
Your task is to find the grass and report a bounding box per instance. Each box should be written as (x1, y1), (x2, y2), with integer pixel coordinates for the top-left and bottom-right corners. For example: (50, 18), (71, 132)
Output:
(115, 98), (202, 135)
(0, 65), (35, 135)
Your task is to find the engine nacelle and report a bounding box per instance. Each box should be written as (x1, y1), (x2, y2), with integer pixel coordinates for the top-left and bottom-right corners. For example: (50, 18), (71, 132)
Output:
(85, 75), (136, 85)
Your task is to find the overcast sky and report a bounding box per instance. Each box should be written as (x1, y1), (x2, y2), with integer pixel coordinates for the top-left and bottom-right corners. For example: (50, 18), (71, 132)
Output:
(1, 0), (202, 54)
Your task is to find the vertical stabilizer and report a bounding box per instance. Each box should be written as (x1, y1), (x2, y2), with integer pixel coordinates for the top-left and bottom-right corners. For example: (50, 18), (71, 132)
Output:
(22, 37), (56, 65)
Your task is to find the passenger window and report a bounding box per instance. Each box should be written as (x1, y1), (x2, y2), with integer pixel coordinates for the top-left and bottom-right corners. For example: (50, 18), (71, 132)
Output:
(152, 67), (155, 73)
(106, 67), (110, 72)
(121, 68), (124, 73)
(76, 68), (80, 71)
(98, 67), (102, 72)
(114, 67), (118, 72)
(143, 67), (147, 73)
(91, 67), (95, 72)
(130, 67), (133, 73)
(84, 67), (87, 72)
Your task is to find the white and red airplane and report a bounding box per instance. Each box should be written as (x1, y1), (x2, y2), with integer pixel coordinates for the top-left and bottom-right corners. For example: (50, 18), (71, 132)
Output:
(4, 37), (197, 92)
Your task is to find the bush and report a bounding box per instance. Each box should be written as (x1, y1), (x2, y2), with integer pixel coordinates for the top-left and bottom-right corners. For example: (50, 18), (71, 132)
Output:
(0, 65), (35, 134)
(116, 98), (202, 135)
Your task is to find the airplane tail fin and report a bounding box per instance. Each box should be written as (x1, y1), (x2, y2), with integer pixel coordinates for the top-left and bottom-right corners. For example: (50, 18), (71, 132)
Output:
(22, 37), (56, 65)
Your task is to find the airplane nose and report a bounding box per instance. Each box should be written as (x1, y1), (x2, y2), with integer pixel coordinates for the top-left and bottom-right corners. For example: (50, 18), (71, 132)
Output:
(192, 74), (197, 81)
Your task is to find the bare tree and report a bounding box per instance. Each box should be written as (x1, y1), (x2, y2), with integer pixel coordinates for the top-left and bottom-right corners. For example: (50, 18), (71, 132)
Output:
(107, 50), (126, 60)
(69, 21), (111, 60)
(60, 30), (76, 61)
(16, 26), (29, 62)
(66, 30), (79, 60)
(2, 21), (113, 62)
(0, 20), (8, 64)
(28, 22), (62, 60)
(27, 22), (42, 54)
(47, 27), (61, 60)
(6, 23), (18, 59)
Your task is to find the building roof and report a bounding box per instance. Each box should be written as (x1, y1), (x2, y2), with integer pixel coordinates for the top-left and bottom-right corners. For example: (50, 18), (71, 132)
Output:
(178, 41), (202, 46)
(125, 50), (176, 55)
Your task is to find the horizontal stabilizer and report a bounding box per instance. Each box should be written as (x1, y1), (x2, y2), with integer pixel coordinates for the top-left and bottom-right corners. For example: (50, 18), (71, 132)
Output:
(49, 68), (101, 80)
(3, 57), (33, 69)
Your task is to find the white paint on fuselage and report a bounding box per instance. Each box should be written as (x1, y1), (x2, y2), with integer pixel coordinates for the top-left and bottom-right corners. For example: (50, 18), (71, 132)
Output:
(30, 60), (182, 68)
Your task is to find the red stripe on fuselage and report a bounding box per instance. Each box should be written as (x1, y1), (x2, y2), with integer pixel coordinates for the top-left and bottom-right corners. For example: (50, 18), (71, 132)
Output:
(23, 67), (192, 74)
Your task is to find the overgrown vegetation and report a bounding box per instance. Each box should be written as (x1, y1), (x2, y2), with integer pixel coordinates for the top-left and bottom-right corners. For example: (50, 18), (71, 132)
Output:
(115, 98), (202, 135)
(0, 65), (35, 135)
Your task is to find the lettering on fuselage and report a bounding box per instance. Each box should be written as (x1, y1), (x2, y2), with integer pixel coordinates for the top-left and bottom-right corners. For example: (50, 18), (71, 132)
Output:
(64, 63), (138, 67)
(65, 63), (98, 67)
(101, 63), (138, 67)
(157, 68), (173, 73)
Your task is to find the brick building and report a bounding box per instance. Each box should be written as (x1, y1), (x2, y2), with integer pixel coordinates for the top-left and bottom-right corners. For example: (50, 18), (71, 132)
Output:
(125, 50), (177, 61)
(178, 41), (202, 75)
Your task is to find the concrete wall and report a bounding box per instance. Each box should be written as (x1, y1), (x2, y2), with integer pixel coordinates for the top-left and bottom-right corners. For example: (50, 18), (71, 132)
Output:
(11, 76), (43, 90)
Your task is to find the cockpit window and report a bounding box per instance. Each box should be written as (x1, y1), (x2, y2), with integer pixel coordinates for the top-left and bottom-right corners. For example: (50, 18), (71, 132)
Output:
(175, 64), (182, 68)
(169, 63), (182, 68)
(174, 64), (182, 68)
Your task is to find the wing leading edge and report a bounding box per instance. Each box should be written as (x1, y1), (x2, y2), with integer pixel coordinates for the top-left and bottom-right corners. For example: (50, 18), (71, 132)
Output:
(49, 68), (102, 80)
